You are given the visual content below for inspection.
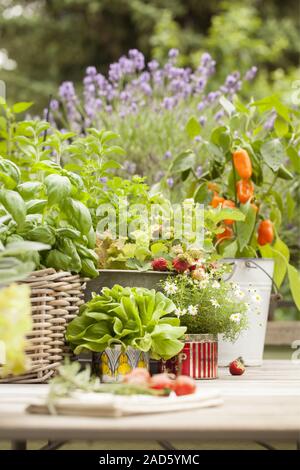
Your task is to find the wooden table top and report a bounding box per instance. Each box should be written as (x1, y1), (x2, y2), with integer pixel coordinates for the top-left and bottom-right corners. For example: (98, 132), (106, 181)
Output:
(0, 360), (299, 442)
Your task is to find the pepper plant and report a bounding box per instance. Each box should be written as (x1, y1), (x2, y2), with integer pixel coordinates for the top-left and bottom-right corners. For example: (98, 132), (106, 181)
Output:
(164, 95), (300, 309)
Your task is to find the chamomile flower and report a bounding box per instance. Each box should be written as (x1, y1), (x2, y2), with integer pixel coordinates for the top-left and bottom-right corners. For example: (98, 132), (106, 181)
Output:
(164, 282), (178, 295)
(199, 280), (209, 289)
(210, 298), (220, 308)
(212, 280), (220, 289)
(251, 293), (262, 303)
(230, 313), (241, 323)
(235, 289), (245, 299)
(187, 305), (198, 316)
(175, 307), (187, 317)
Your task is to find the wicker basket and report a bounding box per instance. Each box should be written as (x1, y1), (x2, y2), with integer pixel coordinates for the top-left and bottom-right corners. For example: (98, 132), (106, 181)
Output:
(0, 268), (87, 383)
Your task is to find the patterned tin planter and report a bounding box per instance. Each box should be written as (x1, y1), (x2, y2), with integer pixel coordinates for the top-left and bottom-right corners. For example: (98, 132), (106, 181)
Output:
(160, 334), (218, 380)
(93, 345), (149, 383)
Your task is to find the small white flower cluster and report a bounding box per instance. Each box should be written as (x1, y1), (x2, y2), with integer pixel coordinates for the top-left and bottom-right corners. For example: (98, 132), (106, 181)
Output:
(163, 281), (178, 295)
(175, 305), (198, 317)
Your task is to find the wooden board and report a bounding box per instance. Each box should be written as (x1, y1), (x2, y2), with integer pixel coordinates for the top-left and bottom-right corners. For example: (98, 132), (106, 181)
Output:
(265, 321), (300, 346)
(0, 361), (299, 443)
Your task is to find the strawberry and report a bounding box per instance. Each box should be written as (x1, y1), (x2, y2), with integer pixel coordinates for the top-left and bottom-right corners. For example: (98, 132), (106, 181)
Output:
(174, 375), (196, 396)
(151, 257), (168, 271)
(149, 373), (176, 392)
(229, 357), (245, 376)
(123, 368), (151, 385)
(172, 256), (190, 273)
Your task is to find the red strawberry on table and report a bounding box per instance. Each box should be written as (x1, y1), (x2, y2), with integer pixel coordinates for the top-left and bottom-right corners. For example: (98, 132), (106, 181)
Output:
(229, 357), (245, 376)
(151, 257), (168, 271)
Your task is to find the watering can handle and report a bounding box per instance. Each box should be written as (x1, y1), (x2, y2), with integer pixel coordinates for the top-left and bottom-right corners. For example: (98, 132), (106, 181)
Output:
(224, 260), (282, 300)
(244, 260), (282, 299)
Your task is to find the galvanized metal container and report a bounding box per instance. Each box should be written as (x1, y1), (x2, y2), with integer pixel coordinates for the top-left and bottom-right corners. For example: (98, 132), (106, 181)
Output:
(85, 269), (172, 301)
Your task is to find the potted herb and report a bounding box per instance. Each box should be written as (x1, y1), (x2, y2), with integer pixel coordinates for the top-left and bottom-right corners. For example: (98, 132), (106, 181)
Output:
(65, 285), (186, 382)
(161, 264), (249, 379)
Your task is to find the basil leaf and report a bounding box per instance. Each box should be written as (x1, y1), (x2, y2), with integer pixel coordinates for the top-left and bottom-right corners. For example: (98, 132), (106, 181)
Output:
(45, 174), (71, 205)
(63, 197), (92, 235)
(0, 189), (26, 226)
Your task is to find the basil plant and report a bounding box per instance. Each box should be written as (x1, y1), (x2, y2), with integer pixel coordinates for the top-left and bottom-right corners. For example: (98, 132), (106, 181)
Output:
(66, 285), (186, 360)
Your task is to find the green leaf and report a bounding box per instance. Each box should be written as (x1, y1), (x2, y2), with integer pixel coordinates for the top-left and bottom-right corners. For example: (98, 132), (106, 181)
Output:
(185, 116), (201, 139)
(286, 192), (296, 221)
(287, 264), (300, 310)
(26, 226), (56, 246)
(45, 174), (71, 205)
(222, 240), (238, 258)
(274, 116), (289, 137)
(169, 150), (196, 173)
(219, 96), (235, 116)
(12, 102), (33, 114)
(2, 241), (50, 256)
(286, 147), (300, 173)
(0, 189), (26, 226)
(63, 197), (92, 235)
(150, 242), (168, 256)
(26, 199), (47, 214)
(193, 182), (212, 204)
(236, 203), (256, 251)
(17, 182), (43, 200)
(261, 138), (285, 172)
(259, 244), (288, 289)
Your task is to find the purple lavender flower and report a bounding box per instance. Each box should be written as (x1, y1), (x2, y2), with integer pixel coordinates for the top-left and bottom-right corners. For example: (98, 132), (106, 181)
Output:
(164, 151), (172, 160)
(86, 66), (97, 77)
(119, 56), (135, 75)
(162, 97), (175, 110)
(167, 177), (174, 187)
(50, 99), (59, 111)
(201, 53), (212, 67)
(244, 66), (258, 81)
(199, 116), (206, 126)
(140, 82), (152, 96)
(168, 48), (179, 59)
(197, 101), (206, 112)
(123, 160), (137, 174)
(194, 136), (202, 143)
(214, 110), (225, 122)
(128, 49), (145, 71)
(155, 171), (165, 182)
(109, 62), (122, 82)
(148, 60), (159, 72)
(196, 166), (203, 178)
(59, 81), (76, 101)
(264, 112), (276, 131)
(207, 91), (221, 103)
(99, 177), (108, 183)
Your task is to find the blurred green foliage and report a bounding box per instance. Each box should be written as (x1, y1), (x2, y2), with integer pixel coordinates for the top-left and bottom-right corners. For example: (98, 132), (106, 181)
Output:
(0, 0), (299, 111)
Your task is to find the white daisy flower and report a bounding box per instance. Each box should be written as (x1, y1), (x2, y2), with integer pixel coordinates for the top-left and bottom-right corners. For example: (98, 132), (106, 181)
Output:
(210, 298), (220, 308)
(187, 305), (198, 316)
(175, 308), (187, 317)
(199, 280), (209, 289)
(230, 313), (241, 323)
(164, 282), (178, 295)
(235, 289), (245, 299)
(251, 293), (262, 303)
(212, 280), (220, 289)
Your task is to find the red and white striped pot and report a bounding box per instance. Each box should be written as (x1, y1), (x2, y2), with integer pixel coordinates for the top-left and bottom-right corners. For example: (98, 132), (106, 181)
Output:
(160, 334), (218, 380)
